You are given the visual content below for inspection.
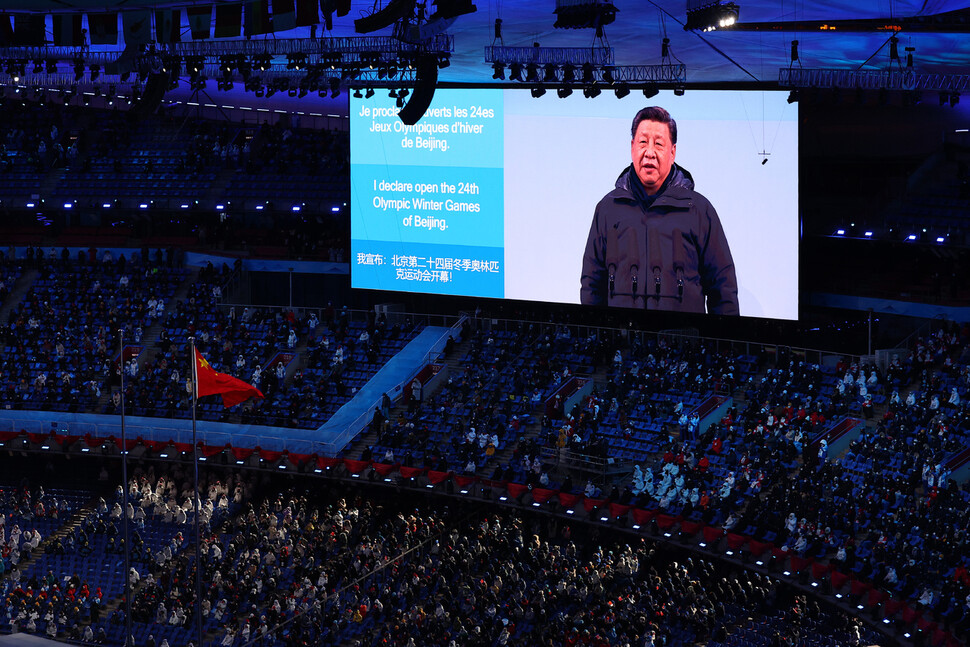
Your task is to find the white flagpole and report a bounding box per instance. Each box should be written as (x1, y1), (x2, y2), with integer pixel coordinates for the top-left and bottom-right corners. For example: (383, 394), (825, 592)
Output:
(118, 330), (133, 646)
(189, 337), (203, 647)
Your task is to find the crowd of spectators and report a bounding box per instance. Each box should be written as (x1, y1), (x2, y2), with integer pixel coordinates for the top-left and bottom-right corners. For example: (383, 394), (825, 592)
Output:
(1, 94), (969, 647)
(365, 323), (597, 481)
(0, 99), (84, 172)
(0, 252), (186, 414)
(0, 465), (246, 644)
(0, 464), (887, 647)
(243, 118), (348, 176)
(0, 101), (351, 262)
(351, 321), (970, 646)
(0, 237), (967, 645)
(551, 327), (970, 645)
(290, 307), (422, 429)
(1, 256), (968, 645)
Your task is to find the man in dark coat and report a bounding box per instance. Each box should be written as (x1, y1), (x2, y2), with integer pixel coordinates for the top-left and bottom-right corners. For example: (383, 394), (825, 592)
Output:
(581, 106), (739, 315)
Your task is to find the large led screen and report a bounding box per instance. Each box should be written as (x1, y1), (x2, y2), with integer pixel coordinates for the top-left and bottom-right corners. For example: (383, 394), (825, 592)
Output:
(351, 88), (798, 319)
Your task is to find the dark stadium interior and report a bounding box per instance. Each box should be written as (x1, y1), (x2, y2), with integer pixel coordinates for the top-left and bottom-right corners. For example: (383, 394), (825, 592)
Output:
(0, 2), (967, 647)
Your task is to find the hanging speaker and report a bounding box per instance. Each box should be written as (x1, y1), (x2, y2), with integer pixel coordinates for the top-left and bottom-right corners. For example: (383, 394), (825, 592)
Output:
(129, 71), (171, 119)
(398, 54), (438, 125)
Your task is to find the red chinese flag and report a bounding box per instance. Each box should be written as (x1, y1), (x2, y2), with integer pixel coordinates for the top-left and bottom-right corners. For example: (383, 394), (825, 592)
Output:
(195, 349), (264, 407)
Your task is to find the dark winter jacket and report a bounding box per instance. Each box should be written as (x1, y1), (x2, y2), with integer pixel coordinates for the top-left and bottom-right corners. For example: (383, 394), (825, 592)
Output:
(580, 163), (739, 315)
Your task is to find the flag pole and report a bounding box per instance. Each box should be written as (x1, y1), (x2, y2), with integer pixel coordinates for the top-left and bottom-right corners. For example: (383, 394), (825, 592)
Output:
(118, 330), (133, 646)
(189, 337), (204, 647)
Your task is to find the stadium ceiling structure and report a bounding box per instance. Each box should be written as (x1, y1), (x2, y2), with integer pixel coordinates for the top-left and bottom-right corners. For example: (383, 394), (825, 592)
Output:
(0, 1), (967, 118)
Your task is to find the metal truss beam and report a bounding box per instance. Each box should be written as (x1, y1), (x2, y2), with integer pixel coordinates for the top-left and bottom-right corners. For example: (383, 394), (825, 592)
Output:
(780, 67), (970, 93)
(610, 64), (686, 84)
(200, 65), (417, 85)
(0, 36), (454, 66)
(485, 45), (614, 66)
(501, 63), (686, 85)
(172, 35), (453, 57)
(0, 49), (121, 66)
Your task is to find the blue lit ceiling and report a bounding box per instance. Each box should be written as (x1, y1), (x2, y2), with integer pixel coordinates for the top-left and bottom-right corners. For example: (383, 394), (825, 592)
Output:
(1, 1), (968, 115)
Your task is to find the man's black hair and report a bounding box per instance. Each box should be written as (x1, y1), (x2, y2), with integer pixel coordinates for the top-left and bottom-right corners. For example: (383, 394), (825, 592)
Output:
(631, 106), (677, 145)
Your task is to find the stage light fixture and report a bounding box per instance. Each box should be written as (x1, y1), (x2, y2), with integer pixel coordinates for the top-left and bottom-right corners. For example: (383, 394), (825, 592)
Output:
(643, 84), (659, 98)
(161, 55), (179, 74)
(5, 61), (19, 82)
(685, 1), (739, 32)
(557, 86), (572, 98)
(525, 63), (539, 83)
(531, 85), (546, 98)
(614, 83), (629, 98)
(492, 61), (505, 80)
(509, 62), (523, 82)
(543, 63), (558, 83)
(252, 53), (270, 72)
(186, 56), (205, 78)
(583, 86), (600, 98)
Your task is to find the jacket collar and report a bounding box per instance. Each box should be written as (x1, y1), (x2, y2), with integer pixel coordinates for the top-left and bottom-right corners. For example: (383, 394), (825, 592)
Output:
(611, 164), (695, 206)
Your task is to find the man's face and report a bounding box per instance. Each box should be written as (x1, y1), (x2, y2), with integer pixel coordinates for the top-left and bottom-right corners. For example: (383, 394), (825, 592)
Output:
(631, 119), (676, 194)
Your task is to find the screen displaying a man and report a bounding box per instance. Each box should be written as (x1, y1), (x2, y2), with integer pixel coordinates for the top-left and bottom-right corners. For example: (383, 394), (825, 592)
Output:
(580, 106), (739, 315)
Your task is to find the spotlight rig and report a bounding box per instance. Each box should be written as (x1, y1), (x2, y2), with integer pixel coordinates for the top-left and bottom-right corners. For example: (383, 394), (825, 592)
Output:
(685, 1), (739, 32)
